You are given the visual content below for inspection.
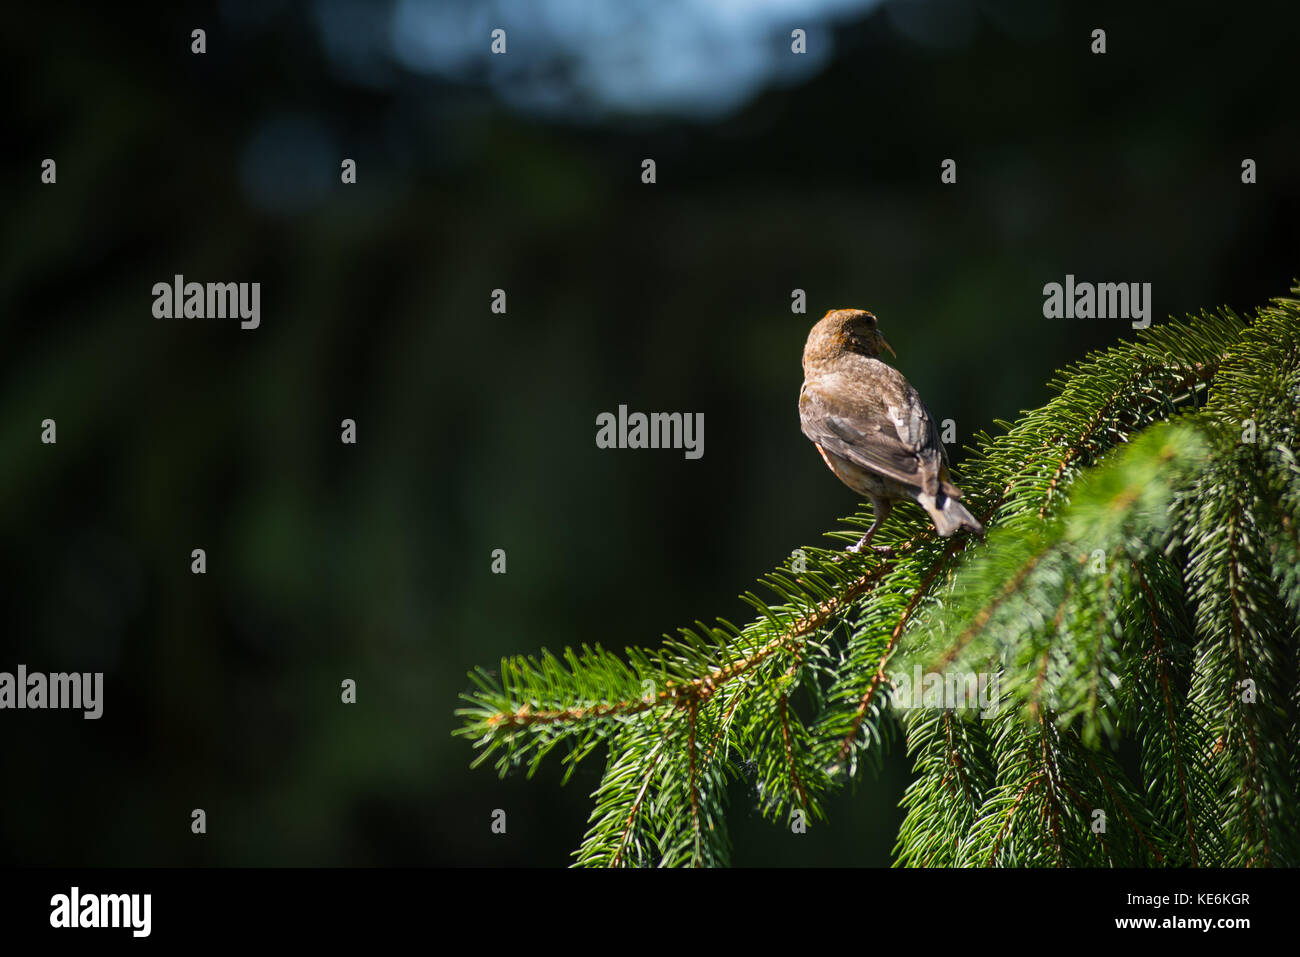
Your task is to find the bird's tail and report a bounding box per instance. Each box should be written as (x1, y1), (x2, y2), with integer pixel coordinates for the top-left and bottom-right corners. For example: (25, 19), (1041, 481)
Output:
(920, 492), (984, 538)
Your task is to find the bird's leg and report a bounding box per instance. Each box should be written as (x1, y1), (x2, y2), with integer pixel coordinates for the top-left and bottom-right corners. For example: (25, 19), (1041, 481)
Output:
(847, 499), (892, 554)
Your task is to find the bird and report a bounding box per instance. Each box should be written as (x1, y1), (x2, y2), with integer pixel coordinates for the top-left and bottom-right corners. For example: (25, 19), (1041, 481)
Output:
(798, 308), (983, 552)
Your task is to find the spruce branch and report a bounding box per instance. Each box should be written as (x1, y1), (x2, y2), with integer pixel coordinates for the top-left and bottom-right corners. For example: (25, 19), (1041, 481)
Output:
(457, 288), (1300, 867)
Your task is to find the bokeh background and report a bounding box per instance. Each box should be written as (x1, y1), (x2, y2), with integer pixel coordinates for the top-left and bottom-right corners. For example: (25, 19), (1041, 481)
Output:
(2, 0), (1296, 866)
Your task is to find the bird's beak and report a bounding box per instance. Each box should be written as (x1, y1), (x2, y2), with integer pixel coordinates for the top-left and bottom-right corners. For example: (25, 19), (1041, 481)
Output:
(877, 332), (897, 359)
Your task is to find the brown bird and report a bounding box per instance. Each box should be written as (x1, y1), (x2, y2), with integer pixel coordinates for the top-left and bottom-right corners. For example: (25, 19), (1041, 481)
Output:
(799, 308), (983, 552)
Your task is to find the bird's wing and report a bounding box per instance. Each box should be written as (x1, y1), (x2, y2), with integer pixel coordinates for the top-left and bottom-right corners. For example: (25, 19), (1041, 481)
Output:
(799, 363), (945, 494)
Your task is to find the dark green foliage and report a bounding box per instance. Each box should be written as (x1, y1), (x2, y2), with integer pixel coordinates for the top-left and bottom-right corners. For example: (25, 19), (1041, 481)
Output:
(457, 288), (1300, 867)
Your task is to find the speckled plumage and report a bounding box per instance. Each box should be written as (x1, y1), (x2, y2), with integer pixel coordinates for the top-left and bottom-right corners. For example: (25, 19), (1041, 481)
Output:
(799, 308), (983, 550)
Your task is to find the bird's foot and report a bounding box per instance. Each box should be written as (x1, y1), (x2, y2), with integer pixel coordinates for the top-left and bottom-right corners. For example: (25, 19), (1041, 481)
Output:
(842, 534), (892, 558)
(834, 544), (892, 564)
(846, 543), (893, 555)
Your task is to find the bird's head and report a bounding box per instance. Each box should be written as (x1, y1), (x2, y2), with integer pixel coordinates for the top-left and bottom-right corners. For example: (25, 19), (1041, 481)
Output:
(803, 308), (896, 370)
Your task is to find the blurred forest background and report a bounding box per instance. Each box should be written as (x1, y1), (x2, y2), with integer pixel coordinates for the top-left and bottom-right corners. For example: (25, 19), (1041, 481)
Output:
(1, 0), (1296, 866)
